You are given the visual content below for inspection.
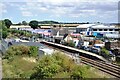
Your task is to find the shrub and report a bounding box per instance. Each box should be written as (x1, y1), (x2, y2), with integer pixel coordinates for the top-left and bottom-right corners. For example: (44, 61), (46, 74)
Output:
(68, 40), (75, 47)
(4, 45), (30, 59)
(2, 31), (8, 39)
(101, 47), (110, 58)
(29, 46), (38, 57)
(30, 55), (61, 79)
(19, 45), (30, 55)
(71, 66), (88, 79)
(30, 52), (76, 79)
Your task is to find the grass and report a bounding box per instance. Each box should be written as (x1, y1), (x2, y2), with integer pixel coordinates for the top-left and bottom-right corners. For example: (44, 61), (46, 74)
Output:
(53, 72), (70, 78)
(2, 55), (37, 78)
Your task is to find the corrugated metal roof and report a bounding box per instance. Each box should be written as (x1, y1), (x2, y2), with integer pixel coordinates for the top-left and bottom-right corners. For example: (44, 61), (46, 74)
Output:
(77, 24), (95, 28)
(77, 24), (116, 29)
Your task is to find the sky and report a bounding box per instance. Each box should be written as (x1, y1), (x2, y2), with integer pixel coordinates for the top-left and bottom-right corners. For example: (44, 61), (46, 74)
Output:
(0, 0), (120, 24)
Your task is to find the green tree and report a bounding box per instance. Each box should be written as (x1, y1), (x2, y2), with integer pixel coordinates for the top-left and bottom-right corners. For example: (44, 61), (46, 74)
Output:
(22, 21), (27, 25)
(0, 21), (7, 31)
(2, 31), (8, 39)
(17, 22), (22, 25)
(101, 47), (110, 58)
(0, 20), (8, 39)
(4, 19), (12, 28)
(29, 20), (38, 29)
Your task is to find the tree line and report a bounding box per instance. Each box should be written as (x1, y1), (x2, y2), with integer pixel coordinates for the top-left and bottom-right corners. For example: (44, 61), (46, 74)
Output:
(1, 19), (92, 30)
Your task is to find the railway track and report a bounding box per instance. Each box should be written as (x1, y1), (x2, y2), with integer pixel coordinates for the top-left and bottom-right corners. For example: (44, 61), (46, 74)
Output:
(80, 56), (120, 78)
(41, 42), (120, 78)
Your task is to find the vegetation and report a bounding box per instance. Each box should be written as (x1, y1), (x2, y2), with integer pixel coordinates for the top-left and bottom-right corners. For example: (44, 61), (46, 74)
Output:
(8, 29), (32, 37)
(29, 46), (39, 57)
(30, 51), (81, 79)
(29, 20), (38, 29)
(38, 21), (59, 24)
(3, 55), (37, 78)
(101, 47), (110, 59)
(63, 40), (75, 47)
(0, 20), (8, 39)
(4, 19), (12, 28)
(4, 45), (38, 60)
(116, 57), (120, 65)
(22, 21), (28, 25)
(3, 45), (112, 78)
(2, 31), (8, 39)
(68, 40), (75, 47)
(2, 45), (39, 78)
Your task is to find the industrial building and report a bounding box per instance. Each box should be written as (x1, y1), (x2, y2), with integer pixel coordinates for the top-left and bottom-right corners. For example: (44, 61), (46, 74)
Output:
(76, 24), (120, 38)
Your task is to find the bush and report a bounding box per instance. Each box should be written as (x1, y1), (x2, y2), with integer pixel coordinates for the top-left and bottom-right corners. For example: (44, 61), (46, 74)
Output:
(19, 45), (30, 55)
(30, 52), (76, 79)
(29, 46), (38, 57)
(101, 47), (110, 58)
(4, 45), (30, 59)
(4, 45), (39, 59)
(30, 55), (61, 79)
(71, 66), (88, 79)
(68, 40), (75, 47)
(2, 31), (8, 39)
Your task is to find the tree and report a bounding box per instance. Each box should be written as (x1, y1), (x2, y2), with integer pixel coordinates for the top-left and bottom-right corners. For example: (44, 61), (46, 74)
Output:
(4, 19), (12, 28)
(0, 20), (8, 39)
(2, 31), (8, 39)
(17, 22), (22, 25)
(22, 21), (27, 25)
(101, 47), (110, 59)
(0, 21), (7, 31)
(29, 20), (38, 29)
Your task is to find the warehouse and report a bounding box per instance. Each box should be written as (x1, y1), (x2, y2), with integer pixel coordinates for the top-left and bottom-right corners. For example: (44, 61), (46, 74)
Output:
(76, 24), (119, 38)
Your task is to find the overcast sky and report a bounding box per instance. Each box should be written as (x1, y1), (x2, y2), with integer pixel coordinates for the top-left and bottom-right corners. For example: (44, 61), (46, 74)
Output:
(0, 0), (119, 23)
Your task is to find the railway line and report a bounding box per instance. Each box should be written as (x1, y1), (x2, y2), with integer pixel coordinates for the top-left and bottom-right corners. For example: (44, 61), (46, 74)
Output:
(40, 41), (120, 78)
(80, 56), (120, 78)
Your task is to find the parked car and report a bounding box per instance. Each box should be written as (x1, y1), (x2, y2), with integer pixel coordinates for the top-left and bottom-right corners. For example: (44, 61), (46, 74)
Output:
(79, 46), (85, 50)
(20, 37), (30, 41)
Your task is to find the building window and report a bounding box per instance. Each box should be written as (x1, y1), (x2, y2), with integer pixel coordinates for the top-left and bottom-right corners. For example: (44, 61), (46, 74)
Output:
(93, 29), (97, 31)
(104, 29), (107, 31)
(115, 29), (119, 31)
(109, 29), (113, 31)
(99, 29), (103, 31)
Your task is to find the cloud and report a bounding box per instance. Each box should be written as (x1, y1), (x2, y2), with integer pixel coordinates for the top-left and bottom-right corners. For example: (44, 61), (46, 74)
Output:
(21, 11), (33, 17)
(1, 0), (119, 23)
(0, 2), (8, 19)
(1, 0), (120, 2)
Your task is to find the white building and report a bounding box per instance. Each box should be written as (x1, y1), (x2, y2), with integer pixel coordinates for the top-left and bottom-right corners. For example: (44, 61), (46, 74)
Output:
(10, 25), (31, 29)
(76, 24), (119, 38)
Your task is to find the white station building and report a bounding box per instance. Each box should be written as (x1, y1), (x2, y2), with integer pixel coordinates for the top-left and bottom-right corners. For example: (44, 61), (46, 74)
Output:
(76, 24), (120, 38)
